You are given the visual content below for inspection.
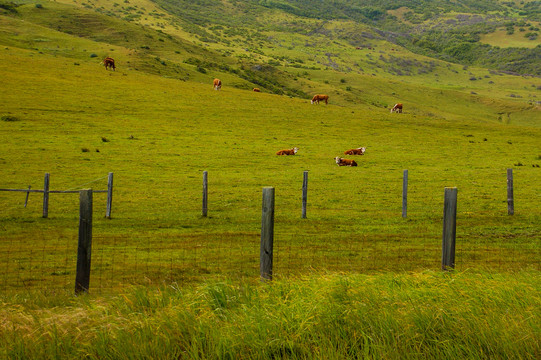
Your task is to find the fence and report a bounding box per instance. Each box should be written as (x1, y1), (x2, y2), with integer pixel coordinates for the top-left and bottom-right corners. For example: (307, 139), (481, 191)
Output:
(0, 169), (539, 295)
(0, 172), (114, 218)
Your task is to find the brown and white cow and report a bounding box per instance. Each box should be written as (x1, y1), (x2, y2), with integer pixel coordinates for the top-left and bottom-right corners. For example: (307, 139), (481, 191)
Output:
(335, 157), (357, 166)
(390, 103), (403, 113)
(276, 147), (299, 155)
(311, 94), (329, 105)
(344, 147), (366, 155)
(103, 57), (115, 71)
(253, 88), (261, 92)
(213, 78), (222, 90)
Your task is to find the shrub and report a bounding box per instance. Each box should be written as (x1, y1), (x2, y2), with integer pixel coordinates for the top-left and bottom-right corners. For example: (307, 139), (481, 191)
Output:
(1, 115), (19, 121)
(90, 53), (98, 58)
(35, 3), (42, 9)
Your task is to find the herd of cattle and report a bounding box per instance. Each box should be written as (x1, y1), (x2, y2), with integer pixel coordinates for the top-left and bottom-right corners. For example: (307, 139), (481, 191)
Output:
(103, 59), (400, 167)
(276, 146), (366, 167)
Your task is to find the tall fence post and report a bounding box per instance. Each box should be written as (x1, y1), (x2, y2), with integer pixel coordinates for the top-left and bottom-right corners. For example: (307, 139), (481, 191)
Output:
(75, 189), (93, 294)
(202, 171), (208, 217)
(42, 173), (50, 218)
(260, 187), (275, 281)
(106, 172), (113, 219)
(402, 169), (408, 218)
(507, 168), (514, 215)
(441, 187), (457, 271)
(302, 171), (308, 219)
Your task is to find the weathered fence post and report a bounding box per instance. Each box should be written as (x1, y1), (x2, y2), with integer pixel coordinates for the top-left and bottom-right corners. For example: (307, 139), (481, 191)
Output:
(441, 187), (457, 271)
(260, 187), (275, 281)
(507, 168), (514, 215)
(202, 171), (208, 217)
(402, 169), (408, 218)
(25, 185), (31, 208)
(302, 171), (308, 219)
(42, 173), (50, 218)
(75, 189), (93, 294)
(106, 172), (113, 219)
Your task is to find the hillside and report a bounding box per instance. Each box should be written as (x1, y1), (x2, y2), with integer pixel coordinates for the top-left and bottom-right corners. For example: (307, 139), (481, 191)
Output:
(1, 0), (540, 126)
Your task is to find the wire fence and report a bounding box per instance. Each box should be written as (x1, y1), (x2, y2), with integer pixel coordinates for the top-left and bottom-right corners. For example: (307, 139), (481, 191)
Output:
(1, 169), (539, 294)
(1, 226), (539, 295)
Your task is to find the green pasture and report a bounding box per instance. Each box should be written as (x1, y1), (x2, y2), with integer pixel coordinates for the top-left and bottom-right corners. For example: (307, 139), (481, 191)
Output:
(1, 41), (540, 291)
(480, 27), (541, 48)
(0, 2), (540, 357)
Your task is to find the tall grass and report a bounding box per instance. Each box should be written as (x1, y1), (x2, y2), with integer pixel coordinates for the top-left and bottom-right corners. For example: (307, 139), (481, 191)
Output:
(0, 271), (539, 359)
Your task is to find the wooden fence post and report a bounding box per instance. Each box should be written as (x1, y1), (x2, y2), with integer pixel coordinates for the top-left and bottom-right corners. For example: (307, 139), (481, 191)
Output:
(507, 168), (514, 215)
(441, 187), (457, 271)
(402, 169), (408, 218)
(260, 187), (275, 281)
(42, 173), (50, 218)
(25, 185), (31, 208)
(202, 171), (208, 217)
(106, 172), (113, 219)
(302, 171), (308, 219)
(75, 189), (93, 294)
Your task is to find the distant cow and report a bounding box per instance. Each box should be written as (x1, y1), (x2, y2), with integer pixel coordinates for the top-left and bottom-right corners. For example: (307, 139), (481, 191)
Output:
(344, 147), (366, 155)
(103, 57), (115, 71)
(390, 103), (403, 113)
(311, 94), (329, 105)
(253, 88), (261, 92)
(335, 157), (357, 167)
(213, 78), (222, 90)
(276, 147), (298, 155)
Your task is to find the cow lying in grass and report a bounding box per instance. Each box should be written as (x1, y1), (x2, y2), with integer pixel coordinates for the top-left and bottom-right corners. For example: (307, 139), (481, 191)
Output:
(276, 147), (298, 155)
(344, 147), (366, 155)
(335, 157), (357, 166)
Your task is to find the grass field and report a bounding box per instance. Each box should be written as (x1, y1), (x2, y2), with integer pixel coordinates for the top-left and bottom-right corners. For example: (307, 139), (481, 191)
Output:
(1, 271), (539, 359)
(1, 1), (540, 358)
(0, 45), (539, 292)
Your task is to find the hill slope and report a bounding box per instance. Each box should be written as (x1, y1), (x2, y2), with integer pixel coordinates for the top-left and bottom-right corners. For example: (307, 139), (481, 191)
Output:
(1, 0), (540, 126)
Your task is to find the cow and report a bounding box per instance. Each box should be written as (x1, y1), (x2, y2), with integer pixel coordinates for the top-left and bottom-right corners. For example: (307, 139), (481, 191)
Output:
(213, 78), (222, 90)
(103, 57), (115, 71)
(344, 147), (366, 155)
(335, 157), (358, 167)
(276, 147), (298, 155)
(253, 88), (261, 92)
(311, 94), (329, 105)
(390, 103), (403, 113)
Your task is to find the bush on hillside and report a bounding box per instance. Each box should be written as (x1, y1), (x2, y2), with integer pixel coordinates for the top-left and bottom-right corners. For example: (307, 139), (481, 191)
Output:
(1, 115), (20, 122)
(0, 2), (18, 13)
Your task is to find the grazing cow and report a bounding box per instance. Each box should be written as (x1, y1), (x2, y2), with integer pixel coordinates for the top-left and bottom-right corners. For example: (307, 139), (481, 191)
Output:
(311, 94), (329, 105)
(276, 147), (298, 155)
(213, 78), (222, 90)
(344, 147), (366, 155)
(390, 103), (403, 113)
(103, 57), (115, 71)
(335, 157), (357, 167)
(253, 88), (261, 92)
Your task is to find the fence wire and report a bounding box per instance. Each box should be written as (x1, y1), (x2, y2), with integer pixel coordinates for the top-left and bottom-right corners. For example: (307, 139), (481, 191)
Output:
(1, 227), (539, 294)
